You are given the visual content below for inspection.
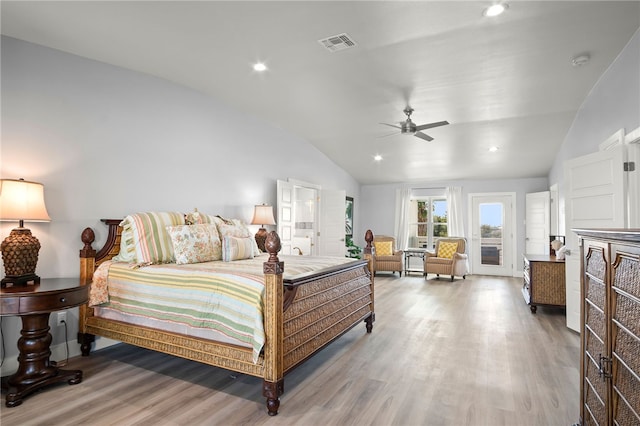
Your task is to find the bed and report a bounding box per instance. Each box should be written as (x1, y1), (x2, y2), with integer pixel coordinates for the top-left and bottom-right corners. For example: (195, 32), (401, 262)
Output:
(78, 217), (375, 415)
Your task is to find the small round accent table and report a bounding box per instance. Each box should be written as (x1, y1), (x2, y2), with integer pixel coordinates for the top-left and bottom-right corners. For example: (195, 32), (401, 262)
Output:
(1, 278), (89, 407)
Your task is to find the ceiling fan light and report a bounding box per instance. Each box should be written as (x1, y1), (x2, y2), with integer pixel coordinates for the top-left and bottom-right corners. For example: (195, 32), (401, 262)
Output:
(484, 3), (508, 17)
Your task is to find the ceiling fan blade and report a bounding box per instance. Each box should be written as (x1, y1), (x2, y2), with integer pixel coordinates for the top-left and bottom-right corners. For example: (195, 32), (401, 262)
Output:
(414, 132), (434, 142)
(415, 121), (449, 132)
(377, 130), (399, 138)
(380, 123), (402, 130)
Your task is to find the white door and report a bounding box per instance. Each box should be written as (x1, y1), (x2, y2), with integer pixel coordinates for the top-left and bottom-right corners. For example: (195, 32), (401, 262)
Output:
(525, 191), (550, 255)
(564, 145), (626, 331)
(319, 189), (346, 257)
(276, 179), (294, 255)
(469, 193), (515, 276)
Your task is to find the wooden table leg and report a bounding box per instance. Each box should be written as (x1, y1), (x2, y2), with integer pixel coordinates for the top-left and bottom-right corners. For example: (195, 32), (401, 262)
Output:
(2, 313), (82, 407)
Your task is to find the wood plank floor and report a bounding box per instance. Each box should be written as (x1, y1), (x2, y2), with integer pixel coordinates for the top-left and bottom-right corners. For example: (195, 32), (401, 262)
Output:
(1, 274), (580, 425)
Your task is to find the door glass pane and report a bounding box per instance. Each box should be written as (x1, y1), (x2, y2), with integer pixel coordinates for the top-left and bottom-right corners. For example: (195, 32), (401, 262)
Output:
(480, 202), (503, 266)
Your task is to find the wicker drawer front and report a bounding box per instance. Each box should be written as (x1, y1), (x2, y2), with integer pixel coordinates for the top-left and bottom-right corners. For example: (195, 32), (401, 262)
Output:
(613, 360), (640, 422)
(613, 328), (640, 378)
(613, 393), (640, 426)
(585, 246), (607, 282)
(585, 358), (608, 403)
(586, 328), (605, 370)
(612, 251), (640, 299)
(614, 292), (640, 338)
(585, 379), (607, 425)
(586, 301), (606, 342)
(586, 276), (606, 310)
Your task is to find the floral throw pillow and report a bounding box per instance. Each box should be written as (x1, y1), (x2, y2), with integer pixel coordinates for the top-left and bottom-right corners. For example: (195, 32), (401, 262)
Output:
(167, 224), (222, 264)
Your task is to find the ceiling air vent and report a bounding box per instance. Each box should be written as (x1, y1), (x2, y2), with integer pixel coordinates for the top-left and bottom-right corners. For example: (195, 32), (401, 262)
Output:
(318, 33), (357, 52)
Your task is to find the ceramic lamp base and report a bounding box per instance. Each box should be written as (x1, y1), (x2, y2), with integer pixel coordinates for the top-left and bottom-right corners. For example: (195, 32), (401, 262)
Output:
(255, 227), (268, 252)
(1, 227), (42, 288)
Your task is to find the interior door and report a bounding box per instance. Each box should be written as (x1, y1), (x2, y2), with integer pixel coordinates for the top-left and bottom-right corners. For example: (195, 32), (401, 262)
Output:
(469, 193), (514, 276)
(276, 179), (294, 255)
(525, 191), (550, 255)
(319, 189), (346, 257)
(564, 145), (626, 331)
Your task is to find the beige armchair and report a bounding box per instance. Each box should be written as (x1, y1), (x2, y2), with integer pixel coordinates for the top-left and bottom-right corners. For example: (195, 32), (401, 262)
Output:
(372, 235), (403, 277)
(424, 237), (468, 281)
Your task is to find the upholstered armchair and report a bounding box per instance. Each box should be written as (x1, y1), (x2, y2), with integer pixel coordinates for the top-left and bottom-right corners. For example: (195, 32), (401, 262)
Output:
(424, 237), (468, 281)
(372, 235), (403, 277)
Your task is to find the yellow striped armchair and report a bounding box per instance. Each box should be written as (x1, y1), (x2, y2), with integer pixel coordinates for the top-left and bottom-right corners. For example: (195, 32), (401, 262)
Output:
(372, 235), (403, 277)
(424, 237), (468, 281)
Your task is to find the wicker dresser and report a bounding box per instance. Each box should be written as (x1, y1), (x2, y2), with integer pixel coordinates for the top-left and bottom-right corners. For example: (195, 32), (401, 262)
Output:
(575, 229), (640, 426)
(522, 254), (566, 313)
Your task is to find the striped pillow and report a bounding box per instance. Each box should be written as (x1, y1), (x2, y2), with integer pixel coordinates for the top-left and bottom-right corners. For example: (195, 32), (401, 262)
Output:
(120, 212), (185, 264)
(222, 236), (255, 261)
(213, 216), (261, 256)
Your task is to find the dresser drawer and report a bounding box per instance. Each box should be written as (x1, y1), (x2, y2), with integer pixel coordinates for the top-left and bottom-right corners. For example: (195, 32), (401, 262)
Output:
(18, 286), (88, 314)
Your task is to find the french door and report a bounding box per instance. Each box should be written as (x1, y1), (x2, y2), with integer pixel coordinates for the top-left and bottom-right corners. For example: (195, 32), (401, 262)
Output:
(469, 193), (515, 276)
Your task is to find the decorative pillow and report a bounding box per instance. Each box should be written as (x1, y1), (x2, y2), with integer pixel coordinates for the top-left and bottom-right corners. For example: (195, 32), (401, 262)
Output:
(437, 241), (459, 259)
(112, 226), (136, 263)
(167, 224), (222, 264)
(222, 236), (255, 261)
(213, 216), (261, 256)
(374, 240), (393, 256)
(185, 209), (214, 225)
(120, 212), (185, 264)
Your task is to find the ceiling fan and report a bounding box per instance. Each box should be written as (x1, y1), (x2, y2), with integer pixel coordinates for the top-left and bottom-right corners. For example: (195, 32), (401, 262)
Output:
(381, 107), (449, 141)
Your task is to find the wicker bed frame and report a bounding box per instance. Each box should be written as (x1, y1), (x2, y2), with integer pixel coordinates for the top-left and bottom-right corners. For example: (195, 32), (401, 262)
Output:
(78, 219), (375, 415)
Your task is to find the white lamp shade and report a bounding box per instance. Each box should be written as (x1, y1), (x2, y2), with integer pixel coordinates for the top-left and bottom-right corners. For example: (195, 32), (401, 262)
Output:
(251, 204), (276, 226)
(0, 179), (51, 222)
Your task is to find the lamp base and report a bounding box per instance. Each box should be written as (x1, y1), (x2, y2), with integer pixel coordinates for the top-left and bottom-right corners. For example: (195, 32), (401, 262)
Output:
(1, 227), (42, 288)
(255, 227), (268, 252)
(1, 273), (40, 288)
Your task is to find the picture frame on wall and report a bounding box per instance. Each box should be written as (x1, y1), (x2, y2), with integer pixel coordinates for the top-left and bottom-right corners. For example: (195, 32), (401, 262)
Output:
(345, 196), (354, 237)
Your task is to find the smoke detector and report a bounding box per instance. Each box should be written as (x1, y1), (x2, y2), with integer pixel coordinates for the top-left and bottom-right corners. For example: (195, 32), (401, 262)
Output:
(572, 54), (590, 67)
(318, 33), (357, 52)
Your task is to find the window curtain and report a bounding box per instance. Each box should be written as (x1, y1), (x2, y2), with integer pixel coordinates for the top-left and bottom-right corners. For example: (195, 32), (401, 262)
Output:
(394, 188), (411, 250)
(446, 186), (464, 237)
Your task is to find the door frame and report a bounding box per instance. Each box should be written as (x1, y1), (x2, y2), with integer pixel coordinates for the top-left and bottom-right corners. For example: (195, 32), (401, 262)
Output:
(467, 192), (517, 277)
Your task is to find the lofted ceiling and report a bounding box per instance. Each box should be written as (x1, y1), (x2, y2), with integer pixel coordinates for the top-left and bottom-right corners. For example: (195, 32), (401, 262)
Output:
(2, 1), (639, 185)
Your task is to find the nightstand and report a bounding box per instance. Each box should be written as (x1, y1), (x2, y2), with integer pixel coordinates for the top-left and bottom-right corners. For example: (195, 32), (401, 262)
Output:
(1, 278), (89, 407)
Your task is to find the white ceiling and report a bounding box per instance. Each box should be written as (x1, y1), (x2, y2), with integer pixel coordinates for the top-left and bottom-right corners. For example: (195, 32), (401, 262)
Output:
(2, 1), (639, 185)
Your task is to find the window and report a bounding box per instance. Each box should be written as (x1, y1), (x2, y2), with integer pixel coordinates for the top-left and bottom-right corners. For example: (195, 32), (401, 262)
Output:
(408, 197), (448, 248)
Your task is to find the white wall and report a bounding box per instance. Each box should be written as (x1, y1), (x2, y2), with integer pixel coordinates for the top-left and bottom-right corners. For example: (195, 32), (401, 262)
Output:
(548, 29), (640, 213)
(0, 36), (360, 370)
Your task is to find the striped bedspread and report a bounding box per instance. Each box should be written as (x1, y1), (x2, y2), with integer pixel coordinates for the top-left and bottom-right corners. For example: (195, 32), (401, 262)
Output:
(90, 255), (360, 363)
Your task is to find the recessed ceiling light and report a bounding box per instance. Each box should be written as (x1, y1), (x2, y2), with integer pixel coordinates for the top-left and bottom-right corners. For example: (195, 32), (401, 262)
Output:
(483, 3), (508, 17)
(489, 146), (499, 152)
(374, 154), (382, 161)
(253, 62), (267, 72)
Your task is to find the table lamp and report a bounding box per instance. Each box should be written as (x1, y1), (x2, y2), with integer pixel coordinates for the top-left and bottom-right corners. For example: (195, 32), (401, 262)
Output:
(251, 204), (276, 252)
(0, 179), (51, 287)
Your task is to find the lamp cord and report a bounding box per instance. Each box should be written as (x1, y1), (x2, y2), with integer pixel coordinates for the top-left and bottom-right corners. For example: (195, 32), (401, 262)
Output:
(0, 317), (4, 367)
(56, 320), (70, 367)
